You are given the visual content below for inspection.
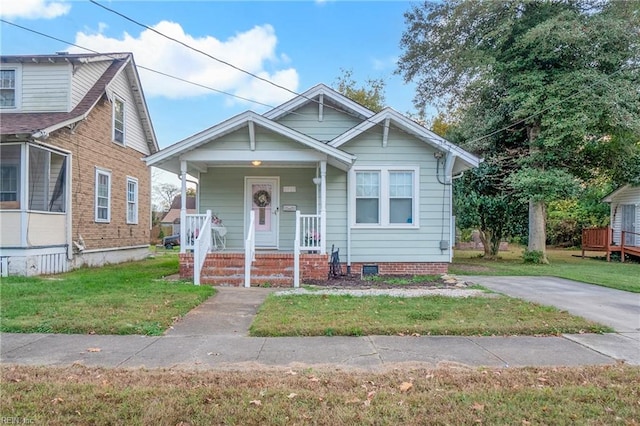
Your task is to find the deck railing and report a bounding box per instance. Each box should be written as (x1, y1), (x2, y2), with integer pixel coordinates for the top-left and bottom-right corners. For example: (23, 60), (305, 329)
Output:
(193, 210), (212, 286)
(244, 210), (256, 288)
(581, 227), (611, 250)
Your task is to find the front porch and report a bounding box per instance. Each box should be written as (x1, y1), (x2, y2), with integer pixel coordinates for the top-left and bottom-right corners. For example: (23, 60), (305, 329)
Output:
(183, 210), (326, 286)
(179, 251), (329, 287)
(581, 227), (640, 261)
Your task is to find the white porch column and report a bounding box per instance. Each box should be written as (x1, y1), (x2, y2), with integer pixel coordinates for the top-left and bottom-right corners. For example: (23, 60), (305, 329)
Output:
(179, 160), (187, 254)
(320, 160), (327, 254)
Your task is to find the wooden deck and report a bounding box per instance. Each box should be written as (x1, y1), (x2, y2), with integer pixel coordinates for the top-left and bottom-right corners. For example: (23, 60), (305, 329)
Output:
(581, 227), (640, 262)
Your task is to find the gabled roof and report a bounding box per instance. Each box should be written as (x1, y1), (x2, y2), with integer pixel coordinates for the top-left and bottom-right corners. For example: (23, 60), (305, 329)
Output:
(263, 83), (375, 121)
(145, 110), (357, 174)
(0, 52), (159, 155)
(330, 107), (481, 171)
(602, 184), (640, 203)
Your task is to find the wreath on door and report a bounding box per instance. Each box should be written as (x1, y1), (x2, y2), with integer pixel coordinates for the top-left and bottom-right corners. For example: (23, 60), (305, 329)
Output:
(253, 190), (271, 207)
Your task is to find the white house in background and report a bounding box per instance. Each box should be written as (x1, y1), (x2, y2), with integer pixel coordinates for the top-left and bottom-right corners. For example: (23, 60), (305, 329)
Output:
(0, 52), (158, 276)
(144, 83), (481, 286)
(603, 184), (640, 247)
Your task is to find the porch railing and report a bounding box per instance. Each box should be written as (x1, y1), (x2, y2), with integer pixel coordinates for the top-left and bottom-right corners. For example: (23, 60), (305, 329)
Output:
(293, 211), (322, 288)
(193, 210), (212, 286)
(298, 212), (322, 252)
(244, 210), (256, 288)
(184, 213), (210, 251)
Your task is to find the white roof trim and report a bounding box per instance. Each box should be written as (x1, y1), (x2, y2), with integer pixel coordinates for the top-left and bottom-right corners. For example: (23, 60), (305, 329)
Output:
(263, 83), (375, 121)
(602, 184), (638, 202)
(145, 110), (356, 167)
(330, 108), (481, 168)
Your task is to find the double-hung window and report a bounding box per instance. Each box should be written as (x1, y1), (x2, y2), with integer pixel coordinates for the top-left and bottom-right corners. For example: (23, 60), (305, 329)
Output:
(0, 68), (18, 109)
(126, 177), (138, 224)
(113, 97), (125, 144)
(95, 168), (111, 222)
(352, 166), (418, 227)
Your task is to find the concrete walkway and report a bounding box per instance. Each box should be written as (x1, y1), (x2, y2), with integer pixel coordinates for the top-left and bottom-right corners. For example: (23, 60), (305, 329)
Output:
(2, 278), (639, 370)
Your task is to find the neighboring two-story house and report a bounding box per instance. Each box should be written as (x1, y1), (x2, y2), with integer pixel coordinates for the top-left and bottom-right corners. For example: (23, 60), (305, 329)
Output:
(0, 52), (159, 276)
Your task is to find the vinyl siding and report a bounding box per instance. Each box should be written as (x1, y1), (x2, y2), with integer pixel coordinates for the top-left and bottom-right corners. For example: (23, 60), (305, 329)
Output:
(339, 125), (451, 263)
(108, 70), (149, 155)
(71, 61), (110, 110)
(276, 102), (362, 142)
(21, 63), (70, 112)
(610, 186), (640, 246)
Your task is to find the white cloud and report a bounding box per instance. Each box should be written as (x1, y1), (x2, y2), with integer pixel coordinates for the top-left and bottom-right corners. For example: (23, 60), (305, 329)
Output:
(70, 21), (299, 107)
(372, 55), (398, 72)
(0, 0), (70, 20)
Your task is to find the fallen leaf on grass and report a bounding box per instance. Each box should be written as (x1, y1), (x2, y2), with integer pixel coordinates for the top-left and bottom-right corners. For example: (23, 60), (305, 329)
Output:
(399, 382), (413, 392)
(471, 402), (485, 411)
(249, 400), (262, 406)
(287, 393), (297, 399)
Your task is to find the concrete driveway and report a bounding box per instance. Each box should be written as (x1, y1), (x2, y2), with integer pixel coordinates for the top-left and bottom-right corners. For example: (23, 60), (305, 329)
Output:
(466, 276), (640, 364)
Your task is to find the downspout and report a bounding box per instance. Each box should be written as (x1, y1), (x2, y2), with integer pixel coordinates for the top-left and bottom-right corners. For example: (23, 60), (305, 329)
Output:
(179, 160), (187, 254)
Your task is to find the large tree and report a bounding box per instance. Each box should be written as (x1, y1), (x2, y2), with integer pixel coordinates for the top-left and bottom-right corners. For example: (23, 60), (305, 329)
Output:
(333, 68), (386, 112)
(397, 0), (640, 262)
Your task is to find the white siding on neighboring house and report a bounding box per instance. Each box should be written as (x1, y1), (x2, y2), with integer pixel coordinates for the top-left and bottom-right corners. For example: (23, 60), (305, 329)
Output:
(610, 186), (640, 246)
(340, 126), (450, 263)
(276, 102), (362, 142)
(21, 63), (71, 112)
(108, 70), (149, 154)
(71, 61), (110, 110)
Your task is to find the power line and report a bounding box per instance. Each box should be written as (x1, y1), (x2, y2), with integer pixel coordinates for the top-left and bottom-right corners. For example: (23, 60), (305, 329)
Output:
(0, 18), (289, 111)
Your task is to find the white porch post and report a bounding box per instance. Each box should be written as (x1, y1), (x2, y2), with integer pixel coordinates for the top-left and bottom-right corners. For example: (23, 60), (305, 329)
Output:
(179, 160), (187, 254)
(320, 160), (327, 254)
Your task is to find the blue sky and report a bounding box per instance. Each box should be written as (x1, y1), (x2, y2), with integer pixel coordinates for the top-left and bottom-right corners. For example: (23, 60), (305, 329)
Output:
(1, 0), (424, 150)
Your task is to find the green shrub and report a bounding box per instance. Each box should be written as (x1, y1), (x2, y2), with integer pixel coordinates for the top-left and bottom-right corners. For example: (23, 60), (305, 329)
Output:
(522, 250), (545, 264)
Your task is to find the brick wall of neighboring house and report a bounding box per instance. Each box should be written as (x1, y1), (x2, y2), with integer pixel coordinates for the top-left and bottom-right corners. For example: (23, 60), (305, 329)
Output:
(47, 96), (151, 251)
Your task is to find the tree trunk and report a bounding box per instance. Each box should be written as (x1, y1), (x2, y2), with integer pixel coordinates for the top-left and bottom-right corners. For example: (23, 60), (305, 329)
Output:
(528, 199), (548, 263)
(478, 229), (496, 260)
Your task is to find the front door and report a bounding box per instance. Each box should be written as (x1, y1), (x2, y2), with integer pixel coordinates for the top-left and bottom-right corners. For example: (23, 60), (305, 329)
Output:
(246, 177), (279, 248)
(621, 204), (636, 246)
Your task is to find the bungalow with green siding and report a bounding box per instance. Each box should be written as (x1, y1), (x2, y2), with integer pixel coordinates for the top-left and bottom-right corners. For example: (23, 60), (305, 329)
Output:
(144, 84), (481, 286)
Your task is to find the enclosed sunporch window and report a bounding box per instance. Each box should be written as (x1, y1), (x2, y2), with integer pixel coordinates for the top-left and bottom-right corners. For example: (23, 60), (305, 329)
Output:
(28, 146), (67, 212)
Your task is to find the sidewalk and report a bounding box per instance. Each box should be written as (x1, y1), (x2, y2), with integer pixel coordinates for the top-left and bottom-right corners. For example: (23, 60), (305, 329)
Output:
(2, 281), (639, 370)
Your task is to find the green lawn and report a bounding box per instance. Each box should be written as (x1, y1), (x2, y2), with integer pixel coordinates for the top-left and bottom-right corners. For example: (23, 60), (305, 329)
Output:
(451, 246), (640, 293)
(0, 254), (213, 335)
(250, 293), (610, 337)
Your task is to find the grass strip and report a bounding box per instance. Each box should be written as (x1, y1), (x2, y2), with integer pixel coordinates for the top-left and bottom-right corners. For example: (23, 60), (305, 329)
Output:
(0, 255), (213, 335)
(2, 364), (638, 425)
(249, 293), (610, 337)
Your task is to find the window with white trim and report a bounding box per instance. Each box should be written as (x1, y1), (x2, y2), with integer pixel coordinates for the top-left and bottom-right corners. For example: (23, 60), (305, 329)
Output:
(126, 177), (138, 224)
(352, 167), (418, 227)
(95, 169), (111, 222)
(113, 97), (125, 144)
(0, 69), (17, 108)
(0, 164), (18, 203)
